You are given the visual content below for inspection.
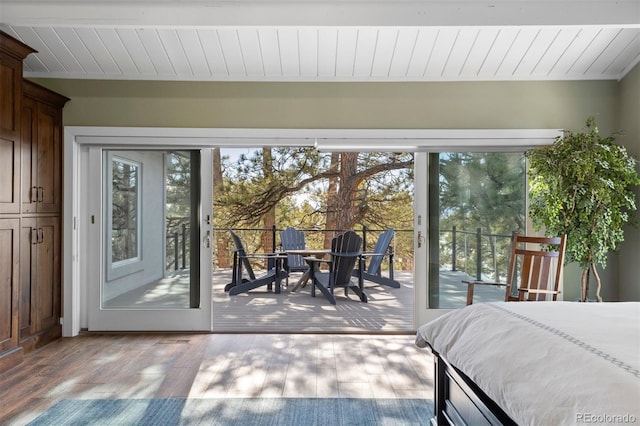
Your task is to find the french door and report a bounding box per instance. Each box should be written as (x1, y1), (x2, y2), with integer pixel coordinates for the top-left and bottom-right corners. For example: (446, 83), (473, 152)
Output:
(86, 147), (212, 331)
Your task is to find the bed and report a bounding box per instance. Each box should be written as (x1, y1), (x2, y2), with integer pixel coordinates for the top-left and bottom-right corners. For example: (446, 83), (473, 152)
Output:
(415, 302), (640, 426)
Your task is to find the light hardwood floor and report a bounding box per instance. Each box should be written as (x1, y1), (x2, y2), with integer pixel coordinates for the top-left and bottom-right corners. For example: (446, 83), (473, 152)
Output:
(0, 268), (504, 424)
(0, 333), (434, 425)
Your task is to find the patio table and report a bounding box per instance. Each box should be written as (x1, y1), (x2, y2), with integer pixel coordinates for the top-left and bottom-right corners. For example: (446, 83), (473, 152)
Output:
(284, 249), (331, 292)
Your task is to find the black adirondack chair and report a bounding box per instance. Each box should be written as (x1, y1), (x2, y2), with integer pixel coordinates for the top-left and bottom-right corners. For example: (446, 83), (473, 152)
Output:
(279, 227), (308, 286)
(224, 230), (287, 295)
(308, 230), (367, 305)
(353, 229), (401, 288)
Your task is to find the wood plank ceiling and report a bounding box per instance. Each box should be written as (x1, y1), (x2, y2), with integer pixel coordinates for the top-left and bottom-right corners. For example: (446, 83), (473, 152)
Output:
(1, 1), (639, 82)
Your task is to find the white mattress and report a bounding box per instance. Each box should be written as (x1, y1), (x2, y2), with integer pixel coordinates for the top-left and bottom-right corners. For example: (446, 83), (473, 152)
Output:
(416, 302), (640, 426)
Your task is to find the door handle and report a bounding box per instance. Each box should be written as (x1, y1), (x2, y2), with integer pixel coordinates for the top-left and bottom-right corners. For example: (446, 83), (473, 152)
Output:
(203, 230), (211, 248)
(417, 230), (425, 248)
(31, 228), (38, 245)
(38, 187), (44, 202)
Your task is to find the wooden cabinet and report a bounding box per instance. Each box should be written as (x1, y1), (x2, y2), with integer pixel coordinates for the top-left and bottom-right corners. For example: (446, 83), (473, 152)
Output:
(19, 217), (61, 351)
(0, 136), (21, 214)
(0, 30), (68, 373)
(0, 33), (33, 214)
(22, 82), (66, 214)
(18, 82), (67, 352)
(0, 31), (34, 373)
(0, 218), (21, 372)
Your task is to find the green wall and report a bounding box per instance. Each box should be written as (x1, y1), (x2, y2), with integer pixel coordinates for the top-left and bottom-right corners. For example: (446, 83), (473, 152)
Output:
(33, 75), (638, 301)
(34, 78), (618, 131)
(617, 63), (640, 302)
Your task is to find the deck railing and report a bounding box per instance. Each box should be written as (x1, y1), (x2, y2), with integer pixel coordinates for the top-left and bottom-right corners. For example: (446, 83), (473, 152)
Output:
(166, 220), (190, 271)
(215, 226), (414, 271)
(200, 225), (514, 281)
(441, 226), (514, 282)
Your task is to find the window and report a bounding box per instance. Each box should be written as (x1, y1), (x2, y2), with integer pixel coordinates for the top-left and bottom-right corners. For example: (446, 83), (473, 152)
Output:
(111, 158), (140, 264)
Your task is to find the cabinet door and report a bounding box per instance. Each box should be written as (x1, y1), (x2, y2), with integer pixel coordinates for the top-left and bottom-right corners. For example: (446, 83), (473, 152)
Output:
(19, 217), (61, 340)
(0, 137), (20, 214)
(19, 218), (37, 338)
(20, 97), (38, 213)
(21, 99), (62, 214)
(0, 55), (22, 140)
(0, 218), (20, 353)
(35, 216), (61, 331)
(0, 55), (23, 214)
(35, 103), (62, 213)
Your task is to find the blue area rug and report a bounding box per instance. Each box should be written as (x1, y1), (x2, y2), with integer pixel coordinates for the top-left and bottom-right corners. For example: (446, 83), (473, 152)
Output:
(28, 398), (432, 425)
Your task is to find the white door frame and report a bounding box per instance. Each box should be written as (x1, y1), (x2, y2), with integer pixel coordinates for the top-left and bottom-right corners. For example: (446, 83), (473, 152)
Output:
(63, 126), (561, 336)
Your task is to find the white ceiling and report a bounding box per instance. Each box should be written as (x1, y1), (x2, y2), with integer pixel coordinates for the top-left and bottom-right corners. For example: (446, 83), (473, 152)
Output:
(1, 1), (639, 82)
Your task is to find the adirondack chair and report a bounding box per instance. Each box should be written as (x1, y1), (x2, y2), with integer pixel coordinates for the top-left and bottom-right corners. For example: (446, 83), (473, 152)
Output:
(353, 229), (400, 288)
(279, 227), (308, 286)
(224, 230), (287, 295)
(307, 230), (367, 305)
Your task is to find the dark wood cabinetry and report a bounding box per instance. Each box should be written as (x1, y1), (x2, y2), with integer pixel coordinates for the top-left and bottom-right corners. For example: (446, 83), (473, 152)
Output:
(21, 83), (65, 214)
(0, 219), (20, 357)
(19, 216), (62, 351)
(19, 82), (68, 354)
(0, 136), (21, 214)
(0, 33), (33, 214)
(0, 30), (68, 373)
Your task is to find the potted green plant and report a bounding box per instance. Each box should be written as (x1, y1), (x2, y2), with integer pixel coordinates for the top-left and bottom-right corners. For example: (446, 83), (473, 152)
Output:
(526, 117), (640, 302)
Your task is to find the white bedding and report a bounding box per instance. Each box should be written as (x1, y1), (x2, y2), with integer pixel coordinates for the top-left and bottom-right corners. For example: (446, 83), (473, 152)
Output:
(416, 302), (640, 426)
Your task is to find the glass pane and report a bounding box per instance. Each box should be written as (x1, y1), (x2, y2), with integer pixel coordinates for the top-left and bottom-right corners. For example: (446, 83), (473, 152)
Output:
(165, 152), (192, 273)
(429, 152), (526, 308)
(111, 159), (139, 263)
(103, 150), (199, 309)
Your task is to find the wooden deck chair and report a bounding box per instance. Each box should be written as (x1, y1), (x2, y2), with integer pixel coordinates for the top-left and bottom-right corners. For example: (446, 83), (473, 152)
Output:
(308, 230), (367, 305)
(279, 227), (308, 286)
(463, 232), (567, 305)
(353, 228), (401, 288)
(224, 230), (287, 295)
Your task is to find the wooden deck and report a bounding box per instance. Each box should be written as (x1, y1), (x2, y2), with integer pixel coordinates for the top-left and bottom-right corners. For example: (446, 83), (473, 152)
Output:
(101, 268), (506, 333)
(213, 269), (415, 333)
(212, 268), (507, 333)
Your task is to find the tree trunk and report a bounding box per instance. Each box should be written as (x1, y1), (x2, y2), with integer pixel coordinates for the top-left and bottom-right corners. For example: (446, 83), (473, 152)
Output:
(212, 148), (230, 268)
(324, 152), (340, 249)
(324, 152), (369, 246)
(261, 147), (276, 253)
(335, 152), (360, 231)
(580, 267), (590, 302)
(592, 263), (603, 302)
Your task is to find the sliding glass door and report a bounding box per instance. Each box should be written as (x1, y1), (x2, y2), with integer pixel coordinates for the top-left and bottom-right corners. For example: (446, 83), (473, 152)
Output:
(87, 148), (212, 331)
(428, 152), (526, 308)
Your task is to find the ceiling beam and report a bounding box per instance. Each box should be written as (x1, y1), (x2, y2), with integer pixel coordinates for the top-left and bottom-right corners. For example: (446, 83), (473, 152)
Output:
(2, 1), (639, 27)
